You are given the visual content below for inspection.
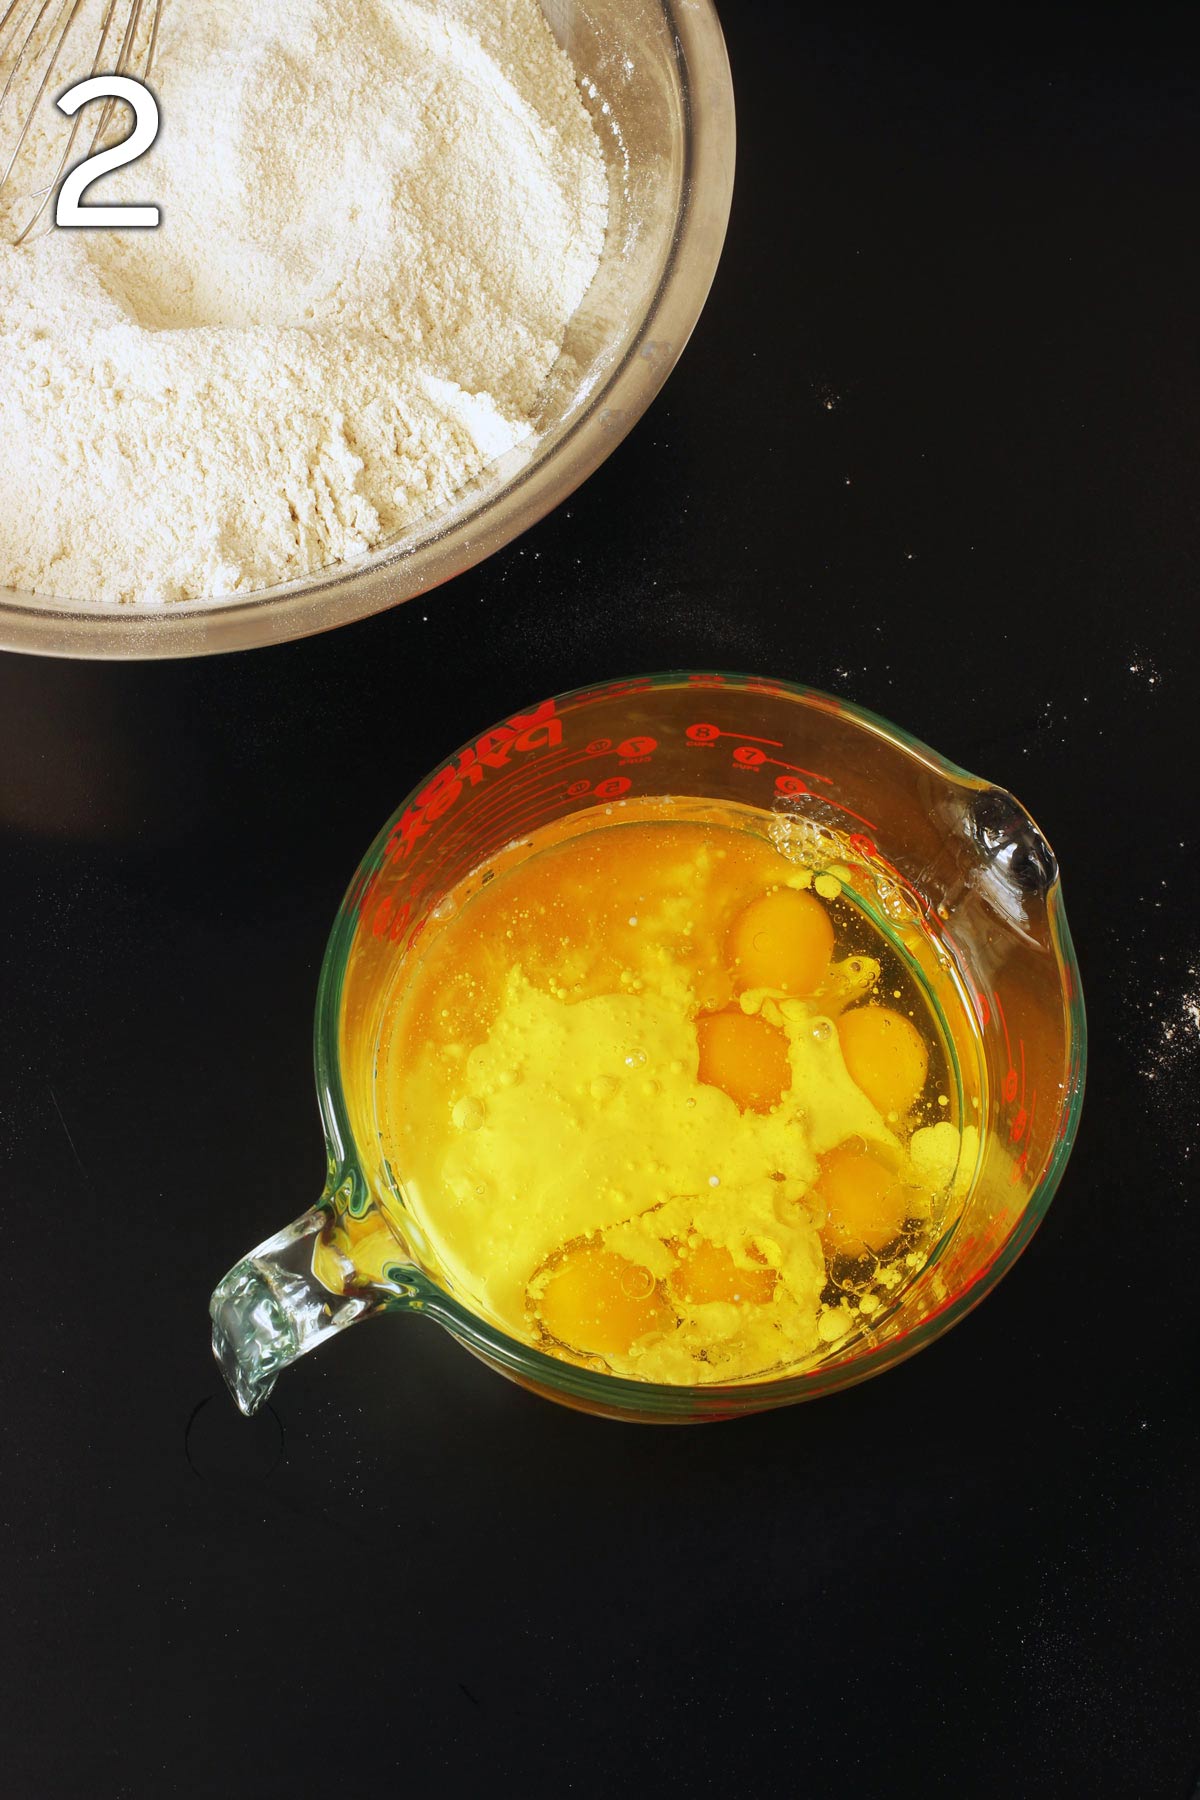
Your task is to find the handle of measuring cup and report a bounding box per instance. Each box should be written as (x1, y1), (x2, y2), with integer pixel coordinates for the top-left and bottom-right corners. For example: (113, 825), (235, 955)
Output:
(209, 1190), (416, 1416)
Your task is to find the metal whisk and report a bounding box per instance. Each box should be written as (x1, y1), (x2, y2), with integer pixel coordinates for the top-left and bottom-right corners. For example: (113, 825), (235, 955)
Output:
(0, 0), (163, 246)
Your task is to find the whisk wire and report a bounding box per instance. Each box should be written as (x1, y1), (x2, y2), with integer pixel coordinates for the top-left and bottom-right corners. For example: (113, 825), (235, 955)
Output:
(16, 0), (132, 240)
(0, 0), (162, 245)
(1, 1), (82, 191)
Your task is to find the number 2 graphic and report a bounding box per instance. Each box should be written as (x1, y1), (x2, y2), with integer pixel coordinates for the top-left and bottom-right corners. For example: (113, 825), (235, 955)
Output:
(55, 75), (160, 230)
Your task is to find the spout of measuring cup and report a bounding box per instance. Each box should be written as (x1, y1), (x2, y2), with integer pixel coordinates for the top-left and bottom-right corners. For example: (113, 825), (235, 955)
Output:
(210, 1207), (387, 1416)
(930, 784), (1060, 957)
(964, 788), (1058, 900)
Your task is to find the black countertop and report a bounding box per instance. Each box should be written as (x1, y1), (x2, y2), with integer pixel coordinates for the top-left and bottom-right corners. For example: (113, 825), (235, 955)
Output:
(2, 6), (1198, 1795)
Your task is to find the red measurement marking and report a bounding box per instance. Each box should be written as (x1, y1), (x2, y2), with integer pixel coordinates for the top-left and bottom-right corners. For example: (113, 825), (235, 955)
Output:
(456, 792), (575, 849)
(423, 724), (649, 873)
(429, 742), (592, 861)
(687, 722), (782, 748)
(617, 735), (657, 759)
(772, 757), (832, 786)
(436, 759), (595, 854)
(438, 774), (576, 867)
(993, 992), (1033, 1133)
(448, 761), (634, 858)
(568, 682), (655, 713)
(689, 723), (836, 789)
(382, 702), (564, 868)
(475, 781), (575, 841)
(825, 796), (879, 831)
(449, 782), (620, 853)
(763, 785), (880, 832)
(993, 989), (1019, 1099)
(848, 832), (883, 866)
(994, 990), (1012, 1062)
(729, 741), (838, 789)
(423, 794), (568, 874)
(411, 792), (553, 893)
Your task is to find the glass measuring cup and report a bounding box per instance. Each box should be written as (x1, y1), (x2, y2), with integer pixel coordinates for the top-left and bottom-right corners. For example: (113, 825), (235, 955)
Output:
(210, 673), (1086, 1421)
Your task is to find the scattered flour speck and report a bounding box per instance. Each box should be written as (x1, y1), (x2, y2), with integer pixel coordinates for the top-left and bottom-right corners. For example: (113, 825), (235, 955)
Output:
(1140, 965), (1200, 1111)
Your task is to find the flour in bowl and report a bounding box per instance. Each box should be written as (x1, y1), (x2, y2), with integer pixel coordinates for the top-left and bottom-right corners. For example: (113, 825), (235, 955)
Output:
(0, 0), (608, 604)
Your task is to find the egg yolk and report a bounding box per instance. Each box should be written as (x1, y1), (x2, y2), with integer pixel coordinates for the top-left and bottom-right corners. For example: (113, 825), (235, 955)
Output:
(727, 887), (834, 995)
(537, 1245), (671, 1357)
(696, 1009), (791, 1112)
(837, 1004), (929, 1115)
(815, 1143), (908, 1257)
(671, 1239), (777, 1306)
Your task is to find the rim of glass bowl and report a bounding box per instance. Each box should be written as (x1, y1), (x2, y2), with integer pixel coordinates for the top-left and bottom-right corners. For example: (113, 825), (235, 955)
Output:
(0, 0), (736, 661)
(313, 671), (1088, 1421)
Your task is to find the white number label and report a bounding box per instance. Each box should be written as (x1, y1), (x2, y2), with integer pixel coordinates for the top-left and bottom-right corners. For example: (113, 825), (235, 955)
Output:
(54, 75), (160, 231)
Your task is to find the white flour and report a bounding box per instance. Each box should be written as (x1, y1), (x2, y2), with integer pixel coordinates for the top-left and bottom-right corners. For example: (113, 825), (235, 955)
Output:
(0, 0), (607, 604)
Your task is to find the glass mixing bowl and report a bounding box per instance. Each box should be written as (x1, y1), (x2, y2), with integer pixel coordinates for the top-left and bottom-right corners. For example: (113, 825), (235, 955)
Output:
(0, 0), (735, 660)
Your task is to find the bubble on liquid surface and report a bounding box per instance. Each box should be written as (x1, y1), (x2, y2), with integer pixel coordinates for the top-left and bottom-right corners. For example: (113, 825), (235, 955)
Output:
(452, 1096), (486, 1131)
(624, 1047), (648, 1068)
(590, 1075), (619, 1102)
(620, 1265), (655, 1301)
(817, 1307), (851, 1343)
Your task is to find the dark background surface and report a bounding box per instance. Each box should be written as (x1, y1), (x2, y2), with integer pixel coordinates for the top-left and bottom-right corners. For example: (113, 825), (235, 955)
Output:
(2, 4), (1198, 1795)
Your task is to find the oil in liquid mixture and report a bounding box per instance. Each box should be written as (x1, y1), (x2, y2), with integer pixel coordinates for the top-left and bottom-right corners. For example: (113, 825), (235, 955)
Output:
(376, 812), (976, 1384)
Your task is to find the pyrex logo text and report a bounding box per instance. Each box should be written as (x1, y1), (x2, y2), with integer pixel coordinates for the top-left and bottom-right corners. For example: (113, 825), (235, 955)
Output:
(384, 698), (562, 867)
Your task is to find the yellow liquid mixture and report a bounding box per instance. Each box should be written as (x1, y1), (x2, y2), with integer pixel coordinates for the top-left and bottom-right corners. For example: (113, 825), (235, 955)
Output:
(376, 813), (976, 1384)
